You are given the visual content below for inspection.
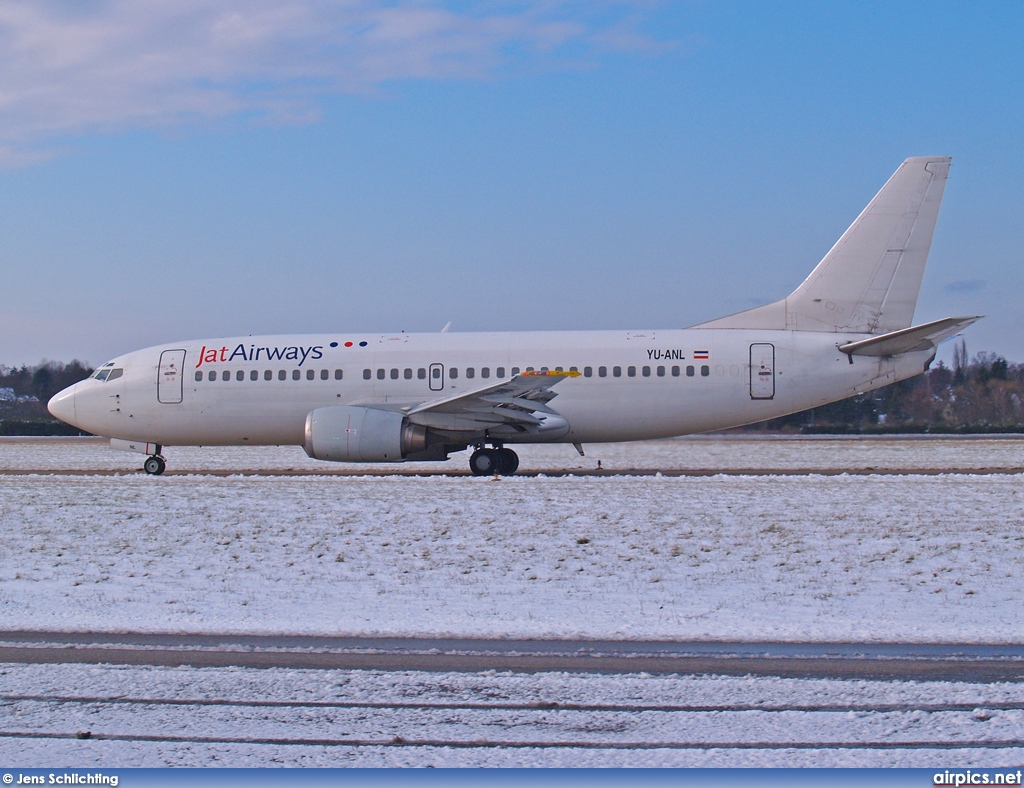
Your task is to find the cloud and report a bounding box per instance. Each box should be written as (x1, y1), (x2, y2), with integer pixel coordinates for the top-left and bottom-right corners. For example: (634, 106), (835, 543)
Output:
(944, 279), (987, 293)
(0, 1), (673, 166)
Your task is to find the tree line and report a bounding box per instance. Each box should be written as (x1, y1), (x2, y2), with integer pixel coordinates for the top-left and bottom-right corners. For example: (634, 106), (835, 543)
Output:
(0, 361), (94, 435)
(754, 340), (1024, 433)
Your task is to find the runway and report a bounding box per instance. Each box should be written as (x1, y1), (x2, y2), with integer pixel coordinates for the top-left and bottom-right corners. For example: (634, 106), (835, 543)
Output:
(2, 633), (1023, 766)
(2, 466), (1023, 477)
(2, 632), (1023, 682)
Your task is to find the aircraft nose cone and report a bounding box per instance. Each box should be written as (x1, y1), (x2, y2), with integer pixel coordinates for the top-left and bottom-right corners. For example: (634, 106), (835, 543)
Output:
(48, 385), (77, 426)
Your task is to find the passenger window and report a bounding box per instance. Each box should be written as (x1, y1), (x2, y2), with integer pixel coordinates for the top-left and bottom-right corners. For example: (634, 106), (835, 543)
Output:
(251, 370), (259, 381)
(265, 370), (273, 381)
(195, 371), (202, 382)
(335, 369), (343, 380)
(511, 367), (520, 376)
(671, 366), (680, 377)
(701, 365), (710, 377)
(686, 366), (695, 377)
(237, 370), (245, 381)
(642, 366), (650, 377)
(555, 366), (563, 372)
(364, 369), (372, 380)
(279, 370), (287, 381)
(627, 366), (636, 377)
(292, 370), (301, 381)
(209, 370), (217, 381)
(613, 366), (621, 377)
(496, 367), (505, 378)
(450, 368), (459, 379)
(599, 366), (607, 377)
(404, 368), (412, 379)
(418, 368), (427, 380)
(390, 368), (399, 380)
(377, 369), (385, 380)
(481, 367), (490, 379)
(466, 367), (475, 379)
(432, 368), (440, 379)
(224, 370), (231, 382)
(306, 369), (315, 380)
(320, 369), (329, 380)
(569, 366), (578, 372)
(584, 367), (593, 377)
(657, 366), (665, 377)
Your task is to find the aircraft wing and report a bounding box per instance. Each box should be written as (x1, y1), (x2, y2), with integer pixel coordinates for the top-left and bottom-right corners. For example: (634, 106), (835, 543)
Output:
(406, 370), (579, 432)
(838, 316), (982, 357)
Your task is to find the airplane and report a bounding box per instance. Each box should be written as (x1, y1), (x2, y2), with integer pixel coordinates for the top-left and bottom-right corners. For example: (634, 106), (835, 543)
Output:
(48, 156), (979, 476)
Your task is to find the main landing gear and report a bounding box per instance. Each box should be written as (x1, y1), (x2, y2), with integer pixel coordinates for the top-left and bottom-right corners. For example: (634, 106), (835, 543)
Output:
(469, 446), (519, 476)
(143, 455), (166, 476)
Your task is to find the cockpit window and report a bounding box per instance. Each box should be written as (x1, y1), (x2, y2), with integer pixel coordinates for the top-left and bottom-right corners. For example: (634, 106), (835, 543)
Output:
(92, 360), (115, 378)
(92, 362), (121, 382)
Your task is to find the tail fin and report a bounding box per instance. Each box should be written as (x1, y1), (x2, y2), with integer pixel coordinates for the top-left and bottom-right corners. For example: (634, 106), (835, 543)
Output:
(696, 156), (951, 333)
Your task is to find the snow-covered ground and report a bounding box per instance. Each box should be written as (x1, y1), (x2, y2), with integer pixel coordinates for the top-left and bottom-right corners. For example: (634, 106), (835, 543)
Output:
(3, 438), (1023, 768)
(2, 663), (1023, 767)
(1, 439), (1022, 640)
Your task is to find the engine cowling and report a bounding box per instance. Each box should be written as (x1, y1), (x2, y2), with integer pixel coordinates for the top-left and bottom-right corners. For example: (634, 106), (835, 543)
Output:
(304, 406), (428, 462)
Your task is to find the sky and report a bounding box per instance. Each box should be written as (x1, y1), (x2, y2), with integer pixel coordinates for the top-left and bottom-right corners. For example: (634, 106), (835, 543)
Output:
(1, 1), (1021, 368)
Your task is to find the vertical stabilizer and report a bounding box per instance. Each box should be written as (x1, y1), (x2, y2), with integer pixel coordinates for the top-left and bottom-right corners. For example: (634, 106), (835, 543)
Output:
(695, 157), (951, 333)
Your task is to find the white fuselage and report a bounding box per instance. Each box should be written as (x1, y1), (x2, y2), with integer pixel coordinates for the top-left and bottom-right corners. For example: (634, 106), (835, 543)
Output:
(50, 328), (933, 450)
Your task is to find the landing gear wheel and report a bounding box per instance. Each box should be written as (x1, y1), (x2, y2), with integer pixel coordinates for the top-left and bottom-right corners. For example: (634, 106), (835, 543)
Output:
(143, 455), (166, 476)
(469, 448), (499, 476)
(496, 448), (519, 476)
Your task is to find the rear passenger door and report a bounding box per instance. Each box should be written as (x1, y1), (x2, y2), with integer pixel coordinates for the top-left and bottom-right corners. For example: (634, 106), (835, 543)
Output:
(749, 343), (775, 400)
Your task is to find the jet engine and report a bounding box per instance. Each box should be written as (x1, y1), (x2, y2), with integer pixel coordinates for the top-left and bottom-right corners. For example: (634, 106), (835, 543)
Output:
(304, 406), (431, 462)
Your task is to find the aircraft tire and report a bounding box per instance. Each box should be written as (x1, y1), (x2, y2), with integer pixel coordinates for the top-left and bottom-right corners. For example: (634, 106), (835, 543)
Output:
(144, 455), (166, 476)
(496, 448), (519, 475)
(469, 448), (498, 476)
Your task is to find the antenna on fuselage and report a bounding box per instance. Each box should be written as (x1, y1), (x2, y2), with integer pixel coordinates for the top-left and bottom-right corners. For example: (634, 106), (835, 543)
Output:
(441, 321), (451, 333)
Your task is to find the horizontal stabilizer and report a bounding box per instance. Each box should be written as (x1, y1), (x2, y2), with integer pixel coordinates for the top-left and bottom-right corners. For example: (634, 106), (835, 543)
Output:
(838, 316), (982, 357)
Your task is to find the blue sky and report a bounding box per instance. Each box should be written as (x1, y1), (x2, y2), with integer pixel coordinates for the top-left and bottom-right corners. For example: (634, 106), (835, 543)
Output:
(1, 1), (1021, 367)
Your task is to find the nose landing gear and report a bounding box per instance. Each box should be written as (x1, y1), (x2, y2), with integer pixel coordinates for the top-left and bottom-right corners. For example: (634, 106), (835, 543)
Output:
(469, 446), (519, 476)
(143, 455), (167, 476)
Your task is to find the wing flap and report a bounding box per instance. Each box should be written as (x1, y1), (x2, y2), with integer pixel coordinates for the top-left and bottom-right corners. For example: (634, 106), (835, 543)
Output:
(407, 371), (579, 434)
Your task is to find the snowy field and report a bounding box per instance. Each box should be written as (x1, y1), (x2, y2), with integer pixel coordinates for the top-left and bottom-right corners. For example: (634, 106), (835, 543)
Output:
(2, 663), (1023, 767)
(3, 437), (1023, 768)
(1, 437), (1022, 641)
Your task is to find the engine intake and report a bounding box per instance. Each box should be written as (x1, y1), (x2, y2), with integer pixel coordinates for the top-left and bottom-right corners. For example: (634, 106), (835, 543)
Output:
(304, 406), (428, 462)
